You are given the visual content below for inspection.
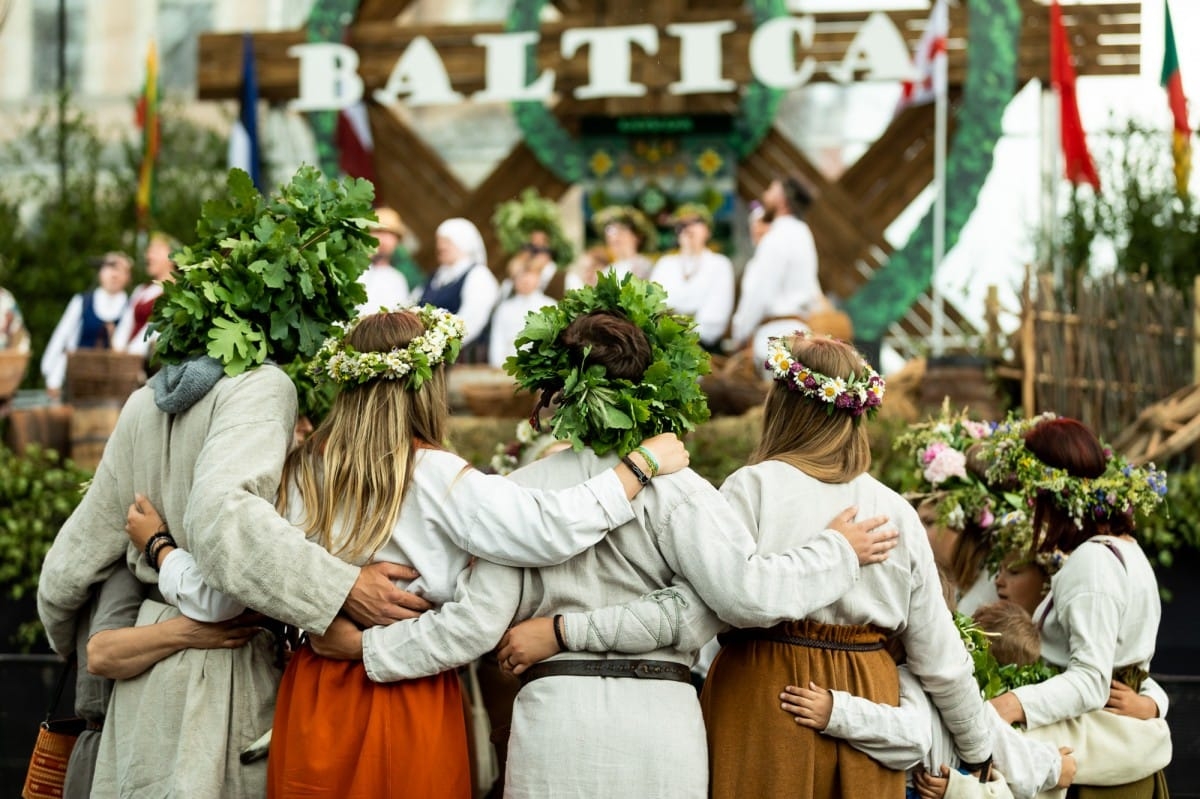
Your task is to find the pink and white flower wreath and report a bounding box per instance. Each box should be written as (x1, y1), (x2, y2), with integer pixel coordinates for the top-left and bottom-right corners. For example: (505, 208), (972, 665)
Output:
(764, 333), (885, 419)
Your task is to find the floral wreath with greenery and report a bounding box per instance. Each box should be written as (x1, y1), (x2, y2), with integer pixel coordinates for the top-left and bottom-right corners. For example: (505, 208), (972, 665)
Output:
(492, 188), (576, 268)
(989, 510), (1068, 575)
(892, 404), (1003, 534)
(981, 416), (1168, 532)
(308, 305), (465, 390)
(490, 418), (564, 475)
(764, 334), (885, 420)
(591, 205), (660, 254)
(954, 612), (1058, 700)
(506, 271), (711, 457)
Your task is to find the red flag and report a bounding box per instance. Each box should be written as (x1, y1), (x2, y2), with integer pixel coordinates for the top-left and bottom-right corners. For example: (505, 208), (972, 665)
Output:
(336, 102), (376, 183)
(1162, 0), (1192, 196)
(1050, 0), (1100, 189)
(898, 0), (949, 110)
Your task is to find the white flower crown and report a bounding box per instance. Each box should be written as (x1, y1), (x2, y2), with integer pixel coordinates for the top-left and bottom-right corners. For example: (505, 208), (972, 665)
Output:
(764, 333), (885, 418)
(308, 305), (465, 389)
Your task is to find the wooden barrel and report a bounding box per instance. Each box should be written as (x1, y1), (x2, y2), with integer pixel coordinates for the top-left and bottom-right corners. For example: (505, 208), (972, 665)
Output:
(4, 397), (72, 455)
(919, 355), (1004, 420)
(65, 351), (145, 404)
(69, 400), (123, 471)
(0, 350), (29, 400)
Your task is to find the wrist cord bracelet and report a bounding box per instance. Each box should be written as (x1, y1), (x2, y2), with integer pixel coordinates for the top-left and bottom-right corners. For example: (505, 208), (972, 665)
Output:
(634, 446), (660, 477)
(553, 614), (568, 651)
(621, 456), (651, 486)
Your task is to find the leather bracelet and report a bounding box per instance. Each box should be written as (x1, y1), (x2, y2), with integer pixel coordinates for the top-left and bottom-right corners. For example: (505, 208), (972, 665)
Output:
(144, 530), (176, 572)
(621, 455), (651, 486)
(553, 614), (568, 652)
(959, 755), (993, 783)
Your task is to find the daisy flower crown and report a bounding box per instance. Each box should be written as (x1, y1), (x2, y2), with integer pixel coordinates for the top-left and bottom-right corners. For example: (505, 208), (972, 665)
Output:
(308, 305), (465, 390)
(764, 334), (885, 419)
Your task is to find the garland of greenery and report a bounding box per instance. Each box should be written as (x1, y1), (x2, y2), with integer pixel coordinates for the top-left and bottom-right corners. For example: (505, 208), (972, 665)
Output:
(492, 188), (576, 267)
(506, 271), (711, 457)
(506, 0), (787, 183)
(845, 0), (1022, 341)
(954, 612), (1059, 700)
(150, 166), (376, 376)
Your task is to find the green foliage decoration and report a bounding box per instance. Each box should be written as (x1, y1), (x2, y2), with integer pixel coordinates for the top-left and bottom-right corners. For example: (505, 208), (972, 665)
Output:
(149, 167), (376, 376)
(492, 188), (576, 267)
(954, 612), (1058, 700)
(506, 272), (711, 457)
(846, 0), (1021, 341)
(0, 445), (92, 651)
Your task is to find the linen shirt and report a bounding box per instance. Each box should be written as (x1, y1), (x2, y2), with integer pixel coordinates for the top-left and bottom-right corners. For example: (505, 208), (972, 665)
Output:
(418, 258), (499, 346)
(361, 450), (862, 683)
(720, 460), (993, 764)
(730, 215), (822, 347)
(1012, 536), (1161, 729)
(650, 250), (736, 347)
(356, 263), (410, 315)
(41, 288), (129, 390)
(487, 291), (554, 368)
(112, 282), (163, 357)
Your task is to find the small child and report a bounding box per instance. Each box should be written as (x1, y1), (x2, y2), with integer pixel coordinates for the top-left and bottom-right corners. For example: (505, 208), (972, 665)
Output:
(487, 253), (554, 368)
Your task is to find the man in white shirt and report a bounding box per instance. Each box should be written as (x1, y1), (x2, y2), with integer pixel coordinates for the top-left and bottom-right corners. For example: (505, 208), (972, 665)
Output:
(729, 177), (825, 367)
(650, 204), (735, 352)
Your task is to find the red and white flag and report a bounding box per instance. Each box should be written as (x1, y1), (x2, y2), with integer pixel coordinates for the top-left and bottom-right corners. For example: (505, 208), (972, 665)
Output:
(898, 0), (949, 110)
(337, 101), (376, 183)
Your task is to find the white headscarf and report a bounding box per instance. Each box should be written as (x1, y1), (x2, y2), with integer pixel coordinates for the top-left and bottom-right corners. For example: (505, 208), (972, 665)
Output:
(436, 218), (487, 267)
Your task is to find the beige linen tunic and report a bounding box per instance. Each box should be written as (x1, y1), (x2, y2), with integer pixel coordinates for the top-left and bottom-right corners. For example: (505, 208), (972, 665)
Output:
(38, 366), (361, 799)
(362, 449), (860, 799)
(720, 460), (994, 764)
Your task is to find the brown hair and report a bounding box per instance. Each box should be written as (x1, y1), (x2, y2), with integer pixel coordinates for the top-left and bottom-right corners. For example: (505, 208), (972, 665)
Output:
(278, 311), (449, 562)
(751, 335), (870, 483)
(560, 311), (652, 382)
(1024, 418), (1131, 554)
(973, 600), (1041, 667)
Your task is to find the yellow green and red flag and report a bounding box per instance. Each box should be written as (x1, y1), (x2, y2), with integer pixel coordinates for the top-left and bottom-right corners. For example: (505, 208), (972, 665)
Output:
(1162, 1), (1192, 197)
(135, 41), (160, 227)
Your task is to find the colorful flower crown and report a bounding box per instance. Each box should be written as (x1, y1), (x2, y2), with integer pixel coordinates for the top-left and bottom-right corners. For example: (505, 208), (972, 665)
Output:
(893, 404), (1005, 533)
(990, 510), (1068, 574)
(764, 334), (885, 419)
(307, 305), (465, 390)
(982, 416), (1168, 531)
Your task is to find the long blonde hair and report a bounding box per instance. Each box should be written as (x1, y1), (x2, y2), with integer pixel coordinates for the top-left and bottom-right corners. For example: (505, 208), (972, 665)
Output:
(751, 334), (871, 483)
(278, 311), (449, 563)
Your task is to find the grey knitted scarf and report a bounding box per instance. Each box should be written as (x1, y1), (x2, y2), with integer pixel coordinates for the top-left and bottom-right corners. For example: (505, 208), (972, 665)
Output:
(151, 356), (225, 414)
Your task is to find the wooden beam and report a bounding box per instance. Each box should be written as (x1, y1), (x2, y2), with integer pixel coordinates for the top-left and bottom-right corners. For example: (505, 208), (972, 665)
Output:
(352, 0), (419, 24)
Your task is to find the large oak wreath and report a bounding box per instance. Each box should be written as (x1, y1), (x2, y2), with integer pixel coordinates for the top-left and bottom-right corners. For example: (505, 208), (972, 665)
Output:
(282, 0), (1019, 342)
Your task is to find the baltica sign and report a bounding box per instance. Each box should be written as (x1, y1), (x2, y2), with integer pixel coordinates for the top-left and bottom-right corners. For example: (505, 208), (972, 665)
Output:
(288, 13), (920, 111)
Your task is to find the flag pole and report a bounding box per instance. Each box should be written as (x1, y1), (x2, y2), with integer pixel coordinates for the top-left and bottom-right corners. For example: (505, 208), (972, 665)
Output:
(931, 18), (948, 358)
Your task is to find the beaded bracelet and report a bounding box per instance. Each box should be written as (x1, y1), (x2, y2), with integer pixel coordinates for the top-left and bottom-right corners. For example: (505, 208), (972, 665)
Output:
(620, 455), (651, 487)
(553, 614), (568, 651)
(634, 446), (660, 477)
(144, 530), (176, 572)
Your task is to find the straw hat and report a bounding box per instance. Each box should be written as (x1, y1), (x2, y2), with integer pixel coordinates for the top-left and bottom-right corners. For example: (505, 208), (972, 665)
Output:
(371, 207), (407, 238)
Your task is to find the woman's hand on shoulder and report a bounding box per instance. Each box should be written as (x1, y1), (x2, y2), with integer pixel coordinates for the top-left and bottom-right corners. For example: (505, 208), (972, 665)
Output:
(125, 492), (165, 550)
(826, 506), (897, 566)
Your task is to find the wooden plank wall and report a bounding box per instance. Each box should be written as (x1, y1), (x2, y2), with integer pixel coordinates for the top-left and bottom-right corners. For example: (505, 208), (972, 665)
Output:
(1020, 271), (1193, 442)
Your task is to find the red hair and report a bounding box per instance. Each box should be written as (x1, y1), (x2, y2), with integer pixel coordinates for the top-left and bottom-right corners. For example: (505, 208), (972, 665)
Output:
(1023, 418), (1130, 553)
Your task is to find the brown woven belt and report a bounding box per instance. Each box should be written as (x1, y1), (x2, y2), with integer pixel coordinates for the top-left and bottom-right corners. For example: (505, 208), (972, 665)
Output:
(518, 658), (692, 687)
(719, 628), (885, 653)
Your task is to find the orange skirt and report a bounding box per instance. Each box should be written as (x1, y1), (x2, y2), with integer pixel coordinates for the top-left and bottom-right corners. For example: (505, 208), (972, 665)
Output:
(267, 646), (471, 799)
(701, 619), (903, 799)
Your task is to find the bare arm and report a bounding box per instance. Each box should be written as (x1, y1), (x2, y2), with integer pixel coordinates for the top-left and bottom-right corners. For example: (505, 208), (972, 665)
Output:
(87, 613), (261, 680)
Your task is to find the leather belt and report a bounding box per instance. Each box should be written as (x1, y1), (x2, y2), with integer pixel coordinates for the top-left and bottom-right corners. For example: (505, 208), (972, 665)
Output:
(86, 720), (103, 732)
(518, 658), (691, 687)
(719, 628), (885, 652)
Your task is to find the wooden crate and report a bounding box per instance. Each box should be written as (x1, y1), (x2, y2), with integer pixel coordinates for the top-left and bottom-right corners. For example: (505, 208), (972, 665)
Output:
(69, 401), (122, 471)
(65, 351), (145, 404)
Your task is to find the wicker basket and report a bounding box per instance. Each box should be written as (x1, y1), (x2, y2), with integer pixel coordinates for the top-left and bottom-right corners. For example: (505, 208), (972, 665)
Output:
(461, 381), (536, 419)
(0, 349), (29, 399)
(65, 351), (145, 403)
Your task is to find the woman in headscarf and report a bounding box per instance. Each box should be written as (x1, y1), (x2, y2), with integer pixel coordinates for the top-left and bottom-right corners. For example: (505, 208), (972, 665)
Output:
(417, 218), (498, 349)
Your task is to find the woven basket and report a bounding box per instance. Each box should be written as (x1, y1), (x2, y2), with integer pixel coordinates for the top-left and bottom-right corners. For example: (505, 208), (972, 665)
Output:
(0, 350), (29, 399)
(65, 351), (145, 403)
(461, 381), (536, 419)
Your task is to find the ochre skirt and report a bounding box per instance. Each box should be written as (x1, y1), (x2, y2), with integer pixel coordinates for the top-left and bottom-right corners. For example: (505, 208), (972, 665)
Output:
(267, 646), (471, 799)
(701, 619), (904, 799)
